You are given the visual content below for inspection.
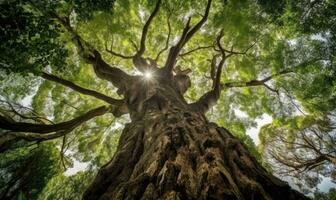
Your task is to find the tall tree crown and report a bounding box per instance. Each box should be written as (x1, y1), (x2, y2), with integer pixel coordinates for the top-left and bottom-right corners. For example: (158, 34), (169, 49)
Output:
(0, 0), (335, 198)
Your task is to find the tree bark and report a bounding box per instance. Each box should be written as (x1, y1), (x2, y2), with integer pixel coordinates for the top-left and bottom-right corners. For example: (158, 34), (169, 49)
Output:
(83, 105), (308, 200)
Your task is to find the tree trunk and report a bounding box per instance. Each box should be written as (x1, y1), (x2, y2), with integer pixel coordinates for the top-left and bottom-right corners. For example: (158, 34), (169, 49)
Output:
(83, 104), (308, 200)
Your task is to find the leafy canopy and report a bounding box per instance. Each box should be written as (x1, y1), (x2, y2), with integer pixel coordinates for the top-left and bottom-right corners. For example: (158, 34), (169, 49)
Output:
(0, 0), (335, 198)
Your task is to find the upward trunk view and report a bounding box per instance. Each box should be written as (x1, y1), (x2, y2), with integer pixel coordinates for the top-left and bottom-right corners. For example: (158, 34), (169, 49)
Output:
(2, 0), (333, 199)
(83, 77), (308, 200)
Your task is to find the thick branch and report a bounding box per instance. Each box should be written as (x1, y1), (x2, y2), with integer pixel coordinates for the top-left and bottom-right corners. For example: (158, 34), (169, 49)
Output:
(127, 0), (162, 72)
(49, 12), (131, 91)
(183, 0), (212, 45)
(189, 31), (226, 113)
(138, 0), (162, 56)
(0, 106), (109, 133)
(105, 0), (162, 72)
(162, 0), (212, 75)
(42, 72), (123, 105)
(0, 106), (110, 151)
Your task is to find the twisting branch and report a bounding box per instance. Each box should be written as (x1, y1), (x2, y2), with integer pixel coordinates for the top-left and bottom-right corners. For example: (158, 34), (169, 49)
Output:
(0, 100), (54, 124)
(41, 72), (123, 105)
(222, 70), (294, 91)
(0, 106), (110, 152)
(155, 14), (172, 62)
(223, 58), (322, 90)
(213, 30), (226, 90)
(105, 35), (139, 59)
(138, 0), (162, 56)
(129, 39), (139, 51)
(189, 29), (257, 113)
(105, 0), (162, 72)
(179, 45), (214, 57)
(271, 152), (328, 173)
(131, 0), (162, 72)
(60, 135), (67, 170)
(215, 42), (256, 55)
(162, 0), (212, 75)
(189, 30), (227, 113)
(262, 117), (336, 179)
(105, 36), (134, 59)
(47, 12), (132, 93)
(0, 106), (109, 134)
(105, 44), (134, 59)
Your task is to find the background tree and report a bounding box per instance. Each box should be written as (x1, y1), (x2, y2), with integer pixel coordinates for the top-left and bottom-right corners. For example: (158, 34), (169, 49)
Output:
(37, 171), (95, 200)
(0, 143), (61, 199)
(259, 114), (336, 193)
(0, 0), (335, 199)
(313, 188), (336, 200)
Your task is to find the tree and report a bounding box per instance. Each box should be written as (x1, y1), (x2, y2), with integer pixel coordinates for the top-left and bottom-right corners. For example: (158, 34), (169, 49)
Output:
(1, 0), (335, 199)
(37, 171), (95, 200)
(259, 114), (336, 193)
(0, 143), (61, 199)
(313, 188), (336, 200)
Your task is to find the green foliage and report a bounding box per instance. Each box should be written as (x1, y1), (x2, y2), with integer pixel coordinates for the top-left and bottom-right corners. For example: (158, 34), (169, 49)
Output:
(0, 73), (41, 102)
(1, 0), (335, 198)
(37, 171), (95, 200)
(259, 114), (336, 191)
(0, 0), (115, 75)
(0, 0), (68, 74)
(313, 188), (336, 200)
(0, 142), (61, 199)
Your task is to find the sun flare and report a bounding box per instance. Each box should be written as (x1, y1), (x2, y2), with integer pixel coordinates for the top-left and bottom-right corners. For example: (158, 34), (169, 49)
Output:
(143, 71), (153, 79)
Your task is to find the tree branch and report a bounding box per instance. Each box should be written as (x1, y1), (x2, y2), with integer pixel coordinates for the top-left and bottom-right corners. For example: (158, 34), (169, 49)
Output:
(105, 45), (134, 59)
(189, 30), (226, 113)
(103, 0), (162, 73)
(0, 106), (110, 151)
(179, 45), (214, 57)
(0, 106), (109, 134)
(162, 0), (212, 75)
(41, 72), (123, 105)
(0, 100), (54, 124)
(183, 0), (212, 45)
(215, 42), (256, 55)
(223, 58), (321, 90)
(138, 0), (162, 56)
(155, 14), (172, 62)
(105, 0), (162, 72)
(49, 12), (132, 92)
(223, 70), (294, 89)
(60, 135), (67, 170)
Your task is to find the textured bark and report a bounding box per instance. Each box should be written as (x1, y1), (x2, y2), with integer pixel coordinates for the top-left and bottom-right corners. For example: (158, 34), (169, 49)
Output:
(83, 78), (308, 200)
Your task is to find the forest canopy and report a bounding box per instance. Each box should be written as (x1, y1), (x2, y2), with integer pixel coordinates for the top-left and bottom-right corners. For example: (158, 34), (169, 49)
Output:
(0, 0), (335, 199)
